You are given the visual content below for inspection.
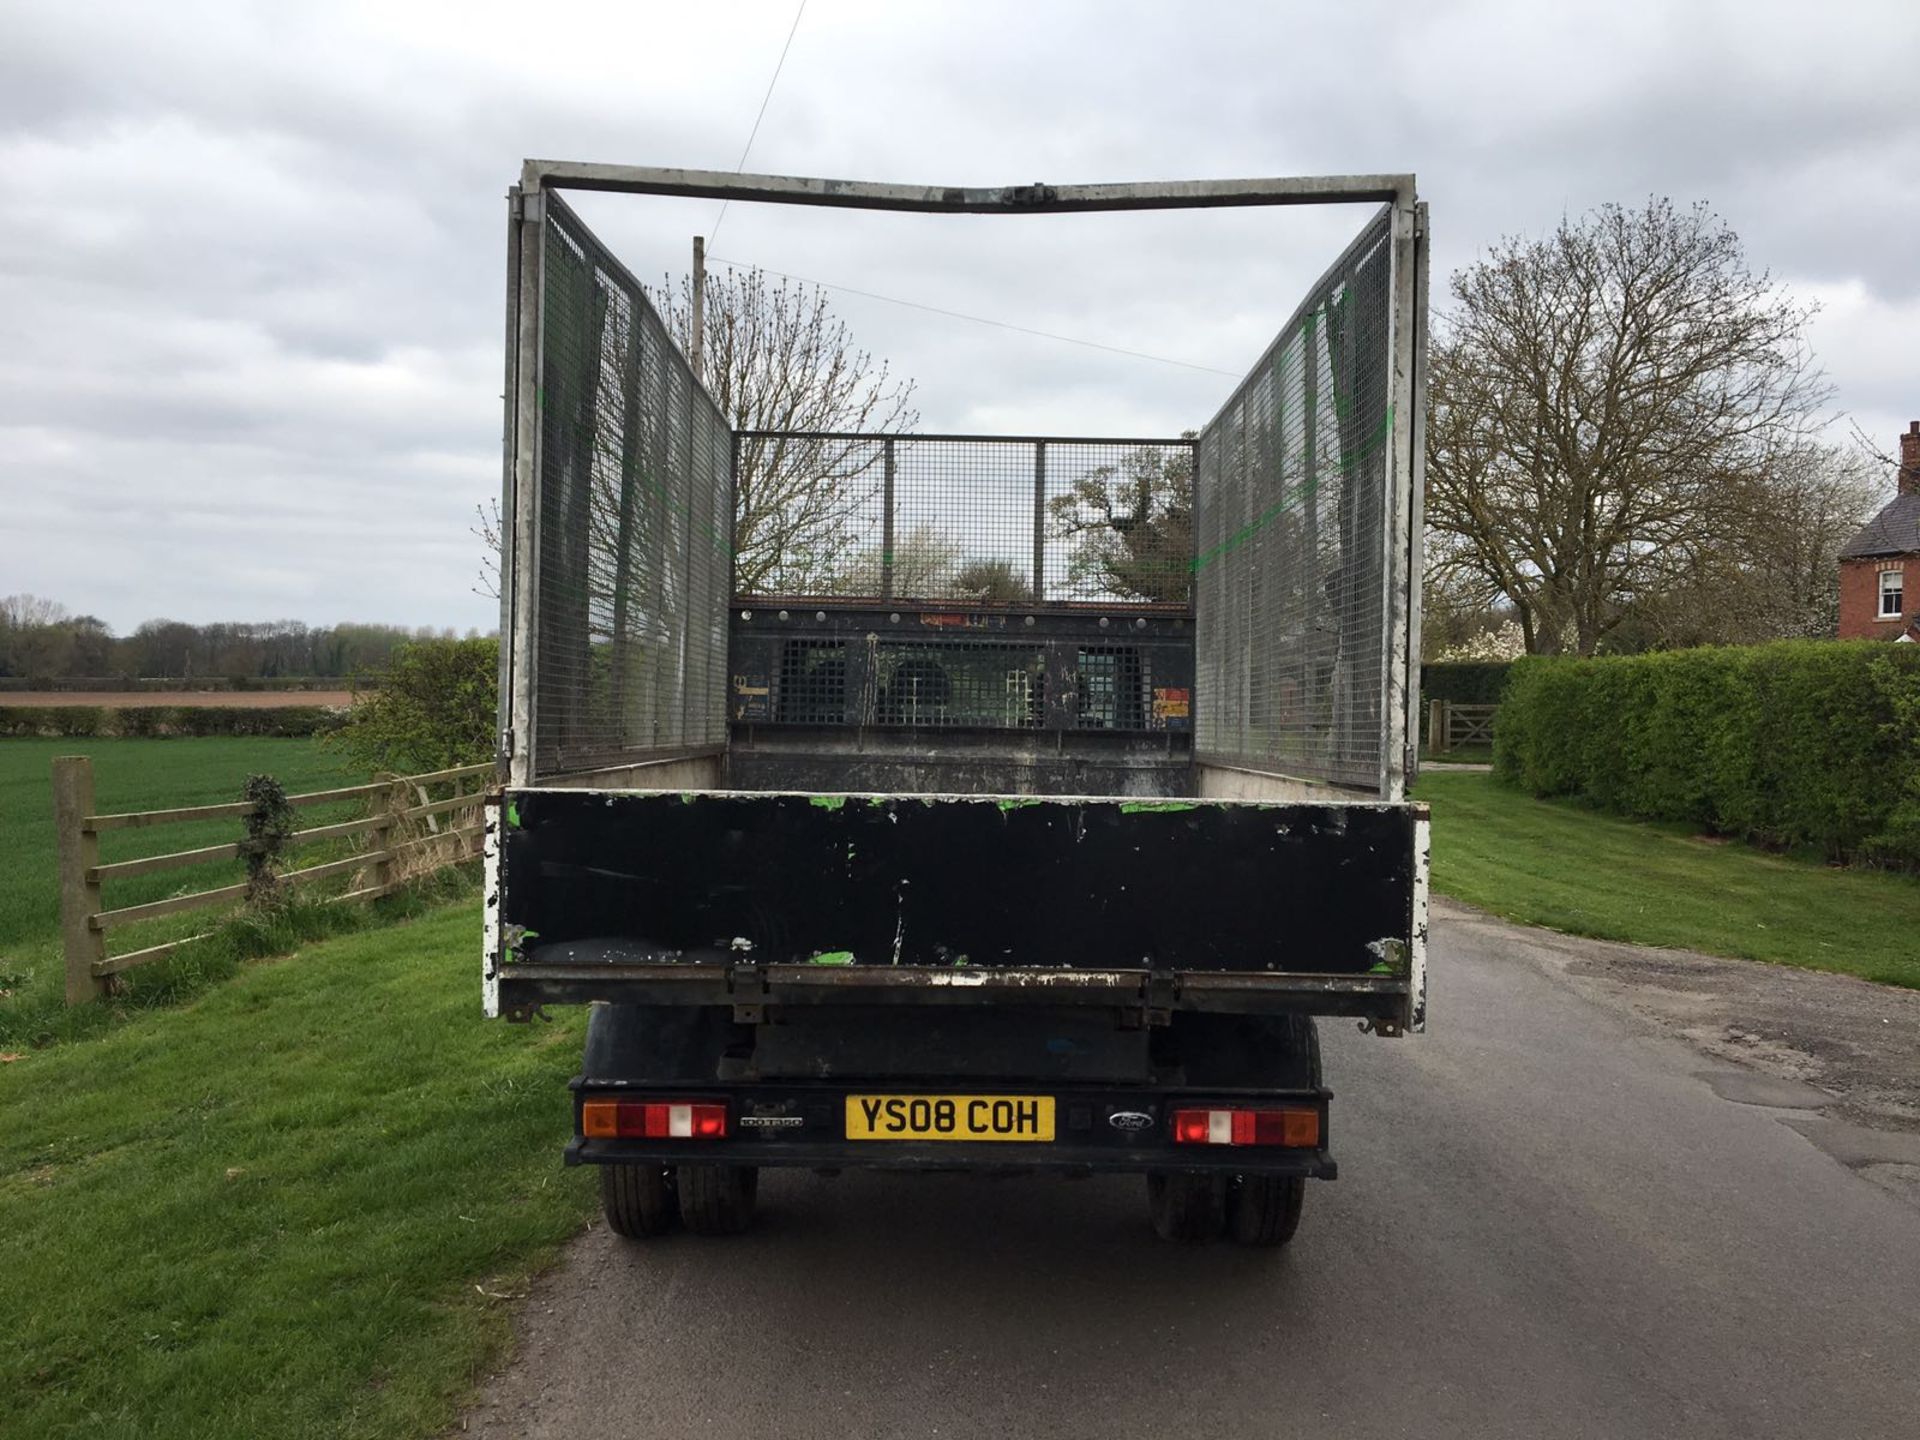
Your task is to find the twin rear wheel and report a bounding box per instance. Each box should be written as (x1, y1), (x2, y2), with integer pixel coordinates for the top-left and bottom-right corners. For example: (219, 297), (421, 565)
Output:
(599, 1163), (759, 1238)
(1146, 1171), (1305, 1245)
(1146, 1010), (1319, 1246)
(603, 1163), (1300, 1245)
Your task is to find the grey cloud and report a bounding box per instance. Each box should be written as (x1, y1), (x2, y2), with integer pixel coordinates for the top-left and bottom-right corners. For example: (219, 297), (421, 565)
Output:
(3, 0), (1916, 632)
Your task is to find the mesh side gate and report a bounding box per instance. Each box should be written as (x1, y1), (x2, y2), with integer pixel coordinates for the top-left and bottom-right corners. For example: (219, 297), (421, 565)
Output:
(1195, 207), (1396, 789)
(734, 434), (1196, 607)
(532, 195), (732, 776)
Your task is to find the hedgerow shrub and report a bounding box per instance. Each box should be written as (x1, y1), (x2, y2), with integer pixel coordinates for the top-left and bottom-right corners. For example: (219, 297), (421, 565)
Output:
(115, 706), (179, 737)
(0, 705), (344, 739)
(1494, 641), (1920, 867)
(326, 638), (497, 773)
(0, 705), (106, 738)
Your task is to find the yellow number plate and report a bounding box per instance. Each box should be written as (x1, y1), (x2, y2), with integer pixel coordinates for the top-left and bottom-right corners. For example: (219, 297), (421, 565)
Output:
(845, 1094), (1055, 1142)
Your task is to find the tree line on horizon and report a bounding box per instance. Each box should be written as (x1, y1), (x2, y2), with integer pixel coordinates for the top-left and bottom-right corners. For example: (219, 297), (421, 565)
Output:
(0, 596), (491, 683)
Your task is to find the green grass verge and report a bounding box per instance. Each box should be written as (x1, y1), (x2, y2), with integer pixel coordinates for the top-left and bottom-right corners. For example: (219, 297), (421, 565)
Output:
(0, 901), (595, 1440)
(1416, 770), (1920, 988)
(0, 738), (374, 1048)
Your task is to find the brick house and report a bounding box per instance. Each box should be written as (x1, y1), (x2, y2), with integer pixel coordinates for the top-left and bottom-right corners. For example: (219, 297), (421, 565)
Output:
(1838, 421), (1920, 642)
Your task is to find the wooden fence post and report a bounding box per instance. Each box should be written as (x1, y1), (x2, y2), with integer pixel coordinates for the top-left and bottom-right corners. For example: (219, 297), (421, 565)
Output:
(1428, 698), (1449, 755)
(370, 773), (401, 896)
(52, 755), (107, 1005)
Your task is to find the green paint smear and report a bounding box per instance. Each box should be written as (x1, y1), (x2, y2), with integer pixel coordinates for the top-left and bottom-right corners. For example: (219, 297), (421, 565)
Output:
(1368, 961), (1396, 975)
(1119, 801), (1201, 814)
(1189, 403), (1394, 574)
(809, 795), (847, 811)
(504, 802), (521, 828)
(996, 798), (1043, 811)
(809, 951), (855, 966)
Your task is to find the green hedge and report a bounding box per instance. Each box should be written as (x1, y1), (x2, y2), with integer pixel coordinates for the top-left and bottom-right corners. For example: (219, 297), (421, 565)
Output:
(0, 705), (345, 740)
(1494, 642), (1920, 866)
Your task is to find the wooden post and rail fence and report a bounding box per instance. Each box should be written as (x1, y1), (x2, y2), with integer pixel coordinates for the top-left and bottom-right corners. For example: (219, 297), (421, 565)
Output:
(1426, 699), (1498, 755)
(51, 757), (493, 1005)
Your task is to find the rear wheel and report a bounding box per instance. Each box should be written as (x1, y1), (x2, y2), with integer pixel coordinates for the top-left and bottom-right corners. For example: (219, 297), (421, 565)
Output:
(679, 1164), (759, 1236)
(1147, 1172), (1228, 1241)
(1227, 1174), (1305, 1246)
(600, 1163), (678, 1239)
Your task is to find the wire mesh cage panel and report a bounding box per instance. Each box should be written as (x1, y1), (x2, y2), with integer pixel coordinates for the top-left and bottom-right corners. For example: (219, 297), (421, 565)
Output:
(733, 434), (1197, 607)
(728, 608), (1194, 736)
(531, 195), (732, 776)
(1195, 207), (1398, 790)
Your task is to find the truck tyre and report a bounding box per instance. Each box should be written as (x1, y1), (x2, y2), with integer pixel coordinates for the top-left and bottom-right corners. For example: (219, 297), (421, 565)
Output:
(679, 1164), (758, 1235)
(600, 1163), (678, 1239)
(1227, 1175), (1305, 1246)
(1225, 1014), (1318, 1246)
(1147, 1172), (1228, 1241)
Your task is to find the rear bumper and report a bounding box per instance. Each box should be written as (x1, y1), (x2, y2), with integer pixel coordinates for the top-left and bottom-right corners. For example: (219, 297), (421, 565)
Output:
(565, 1080), (1337, 1179)
(501, 959), (1411, 1027)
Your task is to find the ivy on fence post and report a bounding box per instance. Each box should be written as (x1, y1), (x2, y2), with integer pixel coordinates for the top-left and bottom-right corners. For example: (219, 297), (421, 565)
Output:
(241, 775), (295, 906)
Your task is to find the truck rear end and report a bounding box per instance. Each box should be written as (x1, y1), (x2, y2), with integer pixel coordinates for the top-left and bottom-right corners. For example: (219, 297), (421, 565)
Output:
(488, 163), (1428, 1244)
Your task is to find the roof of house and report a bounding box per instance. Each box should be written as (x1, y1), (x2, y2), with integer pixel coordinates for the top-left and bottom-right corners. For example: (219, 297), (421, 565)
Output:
(1840, 493), (1920, 559)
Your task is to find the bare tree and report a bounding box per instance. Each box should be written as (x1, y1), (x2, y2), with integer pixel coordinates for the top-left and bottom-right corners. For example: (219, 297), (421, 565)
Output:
(1425, 199), (1828, 655)
(474, 265), (917, 601)
(660, 266), (918, 594)
(0, 594), (74, 678)
(472, 500), (503, 601)
(832, 525), (963, 598)
(1046, 439), (1195, 603)
(951, 558), (1034, 603)
(1607, 439), (1881, 647)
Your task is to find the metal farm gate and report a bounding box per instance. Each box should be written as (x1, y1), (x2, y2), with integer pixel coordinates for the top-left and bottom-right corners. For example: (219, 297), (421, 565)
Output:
(501, 164), (1426, 798)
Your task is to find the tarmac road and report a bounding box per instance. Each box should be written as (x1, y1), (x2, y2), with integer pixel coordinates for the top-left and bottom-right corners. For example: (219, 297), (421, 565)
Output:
(457, 902), (1920, 1440)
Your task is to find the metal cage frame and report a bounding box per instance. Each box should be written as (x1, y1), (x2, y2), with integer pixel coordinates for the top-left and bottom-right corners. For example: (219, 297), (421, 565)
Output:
(501, 163), (1425, 798)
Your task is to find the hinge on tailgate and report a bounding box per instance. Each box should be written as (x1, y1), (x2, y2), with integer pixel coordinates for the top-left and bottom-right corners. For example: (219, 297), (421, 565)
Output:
(730, 962), (766, 1025)
(1118, 974), (1177, 1030)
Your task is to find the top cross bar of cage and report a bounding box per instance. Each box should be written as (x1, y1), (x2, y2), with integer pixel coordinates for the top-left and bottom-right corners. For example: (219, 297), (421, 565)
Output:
(520, 161), (1414, 213)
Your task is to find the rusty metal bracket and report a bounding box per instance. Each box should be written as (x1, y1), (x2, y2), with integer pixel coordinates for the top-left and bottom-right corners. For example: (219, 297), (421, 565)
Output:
(731, 962), (768, 1024)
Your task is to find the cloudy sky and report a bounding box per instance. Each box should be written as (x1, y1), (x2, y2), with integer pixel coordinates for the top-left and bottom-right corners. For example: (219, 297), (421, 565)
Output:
(4, 0), (1916, 634)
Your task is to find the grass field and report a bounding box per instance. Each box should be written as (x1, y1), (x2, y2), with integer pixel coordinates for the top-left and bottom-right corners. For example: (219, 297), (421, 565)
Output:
(1416, 770), (1920, 988)
(0, 902), (594, 1440)
(0, 738), (372, 1046)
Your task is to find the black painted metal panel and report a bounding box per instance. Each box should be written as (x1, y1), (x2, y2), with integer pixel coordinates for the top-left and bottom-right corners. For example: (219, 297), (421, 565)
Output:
(500, 790), (1415, 978)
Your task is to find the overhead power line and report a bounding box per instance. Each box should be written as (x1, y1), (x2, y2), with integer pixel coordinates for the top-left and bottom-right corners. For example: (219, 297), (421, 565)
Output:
(710, 0), (808, 247)
(709, 254), (1241, 378)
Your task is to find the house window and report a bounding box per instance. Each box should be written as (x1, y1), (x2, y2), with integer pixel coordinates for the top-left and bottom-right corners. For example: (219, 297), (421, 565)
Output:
(1880, 568), (1906, 619)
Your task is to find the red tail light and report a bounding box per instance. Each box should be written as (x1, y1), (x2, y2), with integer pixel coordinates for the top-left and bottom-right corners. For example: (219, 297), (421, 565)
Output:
(581, 1099), (728, 1140)
(1169, 1106), (1319, 1148)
